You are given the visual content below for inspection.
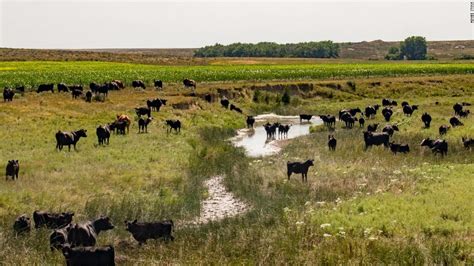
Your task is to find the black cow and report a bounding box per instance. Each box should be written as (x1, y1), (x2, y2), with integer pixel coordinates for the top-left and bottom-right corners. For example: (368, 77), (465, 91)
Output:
(421, 112), (432, 128)
(382, 124), (399, 137)
(6, 160), (19, 180)
(402, 105), (418, 116)
(90, 83), (99, 93)
(319, 115), (336, 127)
(96, 125), (111, 145)
(135, 107), (151, 117)
(421, 138), (448, 156)
(166, 120), (181, 133)
(358, 116), (365, 128)
(109, 121), (127, 135)
(401, 101), (409, 107)
(37, 84), (54, 93)
(106, 82), (119, 91)
(50, 225), (71, 251)
(33, 210), (74, 229)
(183, 79), (196, 91)
(263, 122), (278, 139)
(230, 104), (243, 113)
(364, 105), (379, 118)
(339, 108), (361, 119)
(69, 85), (83, 91)
(388, 143), (410, 154)
(85, 91), (93, 102)
(278, 124), (291, 138)
(146, 99), (164, 112)
(328, 135), (337, 151)
(462, 137), (473, 149)
(367, 123), (379, 133)
(453, 103), (463, 116)
(97, 84), (109, 97)
(3, 88), (15, 102)
(55, 129), (88, 151)
(154, 80), (163, 89)
(287, 160), (314, 182)
(439, 125), (450, 136)
(13, 214), (31, 235)
(363, 131), (390, 150)
(382, 107), (393, 122)
(299, 114), (312, 123)
(138, 117), (153, 133)
(449, 117), (463, 127)
(132, 80), (146, 89)
(220, 98), (230, 109)
(67, 216), (115, 247)
(72, 89), (83, 99)
(125, 219), (174, 244)
(459, 110), (470, 118)
(246, 116), (255, 128)
(340, 112), (357, 128)
(61, 245), (115, 266)
(382, 98), (397, 106)
(58, 83), (70, 92)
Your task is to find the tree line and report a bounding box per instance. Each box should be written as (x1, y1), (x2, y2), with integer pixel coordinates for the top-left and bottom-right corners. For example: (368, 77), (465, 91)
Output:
(193, 41), (339, 58)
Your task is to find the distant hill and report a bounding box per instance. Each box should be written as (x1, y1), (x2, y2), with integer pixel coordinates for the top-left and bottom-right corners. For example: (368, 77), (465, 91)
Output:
(1, 40), (473, 64)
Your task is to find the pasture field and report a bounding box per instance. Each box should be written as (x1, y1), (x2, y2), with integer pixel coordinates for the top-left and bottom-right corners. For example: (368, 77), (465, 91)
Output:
(1, 61), (474, 89)
(0, 65), (473, 264)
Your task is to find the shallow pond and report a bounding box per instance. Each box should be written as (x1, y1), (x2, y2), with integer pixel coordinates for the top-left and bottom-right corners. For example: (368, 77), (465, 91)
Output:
(231, 113), (323, 157)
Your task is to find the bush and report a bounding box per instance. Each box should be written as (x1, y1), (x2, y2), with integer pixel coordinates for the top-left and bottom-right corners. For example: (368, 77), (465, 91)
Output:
(253, 90), (261, 103)
(385, 36), (427, 60)
(282, 90), (291, 105)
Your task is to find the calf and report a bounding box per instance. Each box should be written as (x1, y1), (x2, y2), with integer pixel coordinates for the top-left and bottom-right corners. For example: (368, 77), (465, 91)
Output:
(299, 114), (312, 123)
(382, 107), (393, 122)
(135, 107), (151, 117)
(358, 116), (365, 128)
(382, 124), (399, 137)
(154, 80), (163, 89)
(166, 120), (181, 133)
(388, 143), (410, 154)
(421, 138), (448, 156)
(287, 160), (314, 182)
(449, 117), (463, 127)
(125, 219), (174, 244)
(85, 91), (92, 102)
(439, 125), (450, 136)
(138, 117), (153, 133)
(132, 80), (146, 89)
(33, 210), (74, 229)
(96, 125), (111, 145)
(37, 84), (54, 93)
(462, 137), (473, 149)
(367, 123), (379, 133)
(56, 129), (88, 151)
(363, 131), (390, 150)
(71, 89), (82, 99)
(421, 112), (432, 128)
(13, 214), (31, 235)
(6, 160), (19, 180)
(328, 135), (337, 151)
(3, 88), (15, 101)
(62, 245), (115, 266)
(230, 104), (243, 113)
(67, 216), (115, 247)
(246, 116), (255, 128)
(402, 104), (418, 116)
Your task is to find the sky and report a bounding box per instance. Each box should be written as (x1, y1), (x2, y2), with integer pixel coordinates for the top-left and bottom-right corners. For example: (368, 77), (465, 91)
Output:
(0, 0), (473, 48)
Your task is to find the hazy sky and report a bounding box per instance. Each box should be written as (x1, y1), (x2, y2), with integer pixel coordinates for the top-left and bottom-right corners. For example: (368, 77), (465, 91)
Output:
(1, 0), (473, 48)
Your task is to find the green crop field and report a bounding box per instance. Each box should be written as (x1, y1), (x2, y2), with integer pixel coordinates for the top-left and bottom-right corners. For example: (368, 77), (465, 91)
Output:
(1, 61), (474, 89)
(0, 61), (473, 264)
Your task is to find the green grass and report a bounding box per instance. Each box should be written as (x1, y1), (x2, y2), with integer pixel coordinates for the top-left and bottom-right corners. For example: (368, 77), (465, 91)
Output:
(0, 68), (473, 264)
(1, 61), (474, 89)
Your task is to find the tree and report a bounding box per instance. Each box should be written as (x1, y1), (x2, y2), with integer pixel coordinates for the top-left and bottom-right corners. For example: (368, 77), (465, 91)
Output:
(385, 46), (402, 60)
(400, 36), (427, 60)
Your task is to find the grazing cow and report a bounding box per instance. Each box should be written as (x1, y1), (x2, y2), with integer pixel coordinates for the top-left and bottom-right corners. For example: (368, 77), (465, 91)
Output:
(58, 83), (69, 92)
(299, 114), (312, 123)
(183, 79), (196, 91)
(50, 225), (71, 251)
(220, 98), (230, 109)
(449, 117), (463, 127)
(364, 105), (379, 118)
(115, 115), (131, 134)
(246, 116), (255, 128)
(3, 88), (15, 102)
(287, 160), (314, 182)
(421, 112), (432, 128)
(388, 143), (410, 154)
(146, 99), (164, 112)
(459, 110), (470, 118)
(61, 245), (115, 266)
(230, 104), (243, 113)
(154, 80), (163, 89)
(96, 125), (111, 145)
(382, 124), (399, 137)
(33, 210), (75, 229)
(125, 219), (174, 244)
(71, 89), (83, 99)
(135, 107), (151, 117)
(367, 123), (379, 133)
(340, 113), (357, 128)
(67, 216), (115, 247)
(5, 160), (19, 180)
(132, 80), (146, 89)
(13, 214), (31, 235)
(358, 116), (365, 128)
(55, 129), (88, 151)
(96, 84), (109, 97)
(462, 137), (473, 149)
(85, 91), (92, 102)
(319, 115), (336, 127)
(263, 122), (278, 139)
(363, 131), (390, 150)
(278, 124), (291, 138)
(112, 80), (124, 89)
(402, 105), (418, 116)
(453, 103), (463, 116)
(165, 120), (181, 133)
(439, 125), (450, 136)
(37, 84), (54, 93)
(138, 117), (153, 133)
(106, 82), (119, 91)
(421, 138), (448, 156)
(382, 107), (393, 122)
(328, 135), (337, 151)
(382, 98), (397, 106)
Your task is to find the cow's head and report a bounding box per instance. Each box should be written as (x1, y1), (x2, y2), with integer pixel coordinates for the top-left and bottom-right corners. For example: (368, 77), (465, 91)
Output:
(94, 216), (114, 231)
(124, 219), (138, 232)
